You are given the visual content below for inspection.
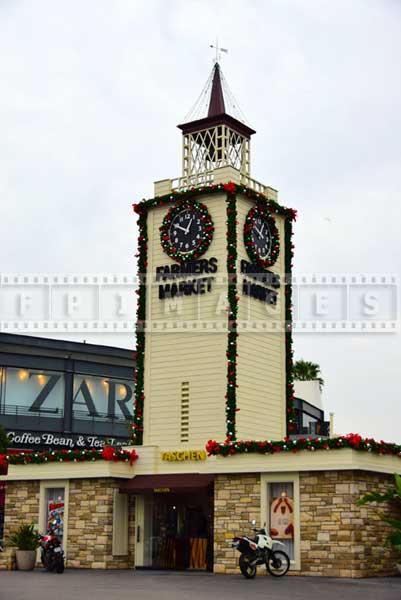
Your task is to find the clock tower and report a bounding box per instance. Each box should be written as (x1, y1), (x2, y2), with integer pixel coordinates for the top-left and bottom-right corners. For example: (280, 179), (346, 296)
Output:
(132, 61), (295, 448)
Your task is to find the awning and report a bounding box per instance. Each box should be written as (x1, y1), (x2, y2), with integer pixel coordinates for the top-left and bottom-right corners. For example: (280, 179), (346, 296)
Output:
(119, 473), (214, 494)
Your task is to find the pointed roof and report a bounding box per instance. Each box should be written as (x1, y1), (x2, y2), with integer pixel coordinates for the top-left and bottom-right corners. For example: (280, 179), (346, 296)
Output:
(208, 63), (225, 117)
(177, 62), (256, 138)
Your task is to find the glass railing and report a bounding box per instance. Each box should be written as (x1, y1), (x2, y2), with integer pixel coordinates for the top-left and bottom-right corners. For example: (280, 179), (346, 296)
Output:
(0, 404), (64, 417)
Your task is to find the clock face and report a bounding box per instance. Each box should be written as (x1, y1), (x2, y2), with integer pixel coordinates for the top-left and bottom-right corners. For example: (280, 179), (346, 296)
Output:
(160, 200), (214, 262)
(250, 215), (271, 259)
(169, 209), (204, 254)
(244, 206), (280, 269)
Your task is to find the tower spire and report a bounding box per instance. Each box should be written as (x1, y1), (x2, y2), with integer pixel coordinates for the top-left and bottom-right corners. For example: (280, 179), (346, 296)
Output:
(178, 61), (255, 180)
(207, 63), (225, 117)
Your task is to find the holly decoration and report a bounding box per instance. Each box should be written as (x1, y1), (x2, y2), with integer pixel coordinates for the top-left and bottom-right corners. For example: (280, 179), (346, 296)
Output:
(132, 183), (296, 444)
(243, 204), (280, 269)
(159, 198), (214, 262)
(206, 433), (401, 458)
(0, 447), (139, 466)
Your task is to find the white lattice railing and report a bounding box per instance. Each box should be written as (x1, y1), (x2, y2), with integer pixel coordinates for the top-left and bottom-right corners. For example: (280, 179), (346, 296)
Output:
(171, 171), (214, 191)
(239, 173), (268, 194)
(170, 170), (277, 200)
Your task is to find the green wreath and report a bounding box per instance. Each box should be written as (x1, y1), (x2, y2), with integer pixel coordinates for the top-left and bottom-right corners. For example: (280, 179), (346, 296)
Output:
(243, 204), (280, 269)
(159, 198), (214, 262)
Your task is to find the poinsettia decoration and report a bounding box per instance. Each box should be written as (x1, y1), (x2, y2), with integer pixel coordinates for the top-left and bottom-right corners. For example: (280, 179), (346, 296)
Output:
(1, 447), (138, 466)
(206, 433), (401, 458)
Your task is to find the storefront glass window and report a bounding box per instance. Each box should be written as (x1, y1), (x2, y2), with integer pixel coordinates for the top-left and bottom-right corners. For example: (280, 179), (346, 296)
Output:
(1, 367), (64, 416)
(141, 493), (212, 570)
(268, 482), (295, 560)
(72, 375), (133, 420)
(45, 488), (65, 547)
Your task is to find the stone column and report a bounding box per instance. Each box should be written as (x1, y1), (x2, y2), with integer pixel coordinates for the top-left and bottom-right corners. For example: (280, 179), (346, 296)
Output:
(213, 473), (260, 574)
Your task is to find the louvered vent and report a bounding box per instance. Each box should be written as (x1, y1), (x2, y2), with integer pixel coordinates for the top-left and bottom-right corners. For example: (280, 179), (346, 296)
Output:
(180, 381), (190, 442)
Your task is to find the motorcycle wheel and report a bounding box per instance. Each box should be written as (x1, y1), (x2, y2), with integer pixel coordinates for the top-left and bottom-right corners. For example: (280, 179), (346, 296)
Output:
(266, 550), (290, 577)
(239, 554), (257, 579)
(55, 557), (64, 574)
(43, 552), (55, 572)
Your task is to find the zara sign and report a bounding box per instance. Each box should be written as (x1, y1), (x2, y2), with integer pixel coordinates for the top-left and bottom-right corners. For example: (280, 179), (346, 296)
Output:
(2, 367), (134, 420)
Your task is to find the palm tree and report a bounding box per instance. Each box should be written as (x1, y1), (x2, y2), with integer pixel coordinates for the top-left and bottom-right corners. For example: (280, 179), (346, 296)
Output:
(292, 360), (324, 391)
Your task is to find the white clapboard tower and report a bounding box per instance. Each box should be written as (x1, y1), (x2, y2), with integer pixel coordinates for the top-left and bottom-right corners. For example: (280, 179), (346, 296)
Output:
(137, 60), (290, 448)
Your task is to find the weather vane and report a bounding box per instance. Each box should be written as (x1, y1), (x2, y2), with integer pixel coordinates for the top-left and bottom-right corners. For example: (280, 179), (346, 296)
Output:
(210, 38), (228, 63)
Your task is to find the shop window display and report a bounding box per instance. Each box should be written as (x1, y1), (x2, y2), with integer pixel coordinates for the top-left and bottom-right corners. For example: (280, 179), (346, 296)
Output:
(45, 488), (65, 546)
(268, 482), (294, 560)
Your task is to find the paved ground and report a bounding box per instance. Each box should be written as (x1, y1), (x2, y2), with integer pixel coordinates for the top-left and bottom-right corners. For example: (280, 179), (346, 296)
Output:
(0, 569), (400, 600)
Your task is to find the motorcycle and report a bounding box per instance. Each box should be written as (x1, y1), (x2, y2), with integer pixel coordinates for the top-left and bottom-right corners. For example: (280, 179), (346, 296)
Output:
(39, 520), (64, 574)
(232, 520), (290, 578)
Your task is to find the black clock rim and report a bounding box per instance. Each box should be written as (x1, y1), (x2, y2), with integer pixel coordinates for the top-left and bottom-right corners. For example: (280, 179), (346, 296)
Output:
(244, 205), (280, 269)
(160, 199), (214, 263)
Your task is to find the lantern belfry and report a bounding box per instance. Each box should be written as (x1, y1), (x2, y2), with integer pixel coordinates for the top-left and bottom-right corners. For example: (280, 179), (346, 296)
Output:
(177, 62), (255, 183)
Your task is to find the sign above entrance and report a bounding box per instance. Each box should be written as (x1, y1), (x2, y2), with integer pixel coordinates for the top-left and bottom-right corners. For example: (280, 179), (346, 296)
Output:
(6, 430), (130, 450)
(161, 450), (207, 462)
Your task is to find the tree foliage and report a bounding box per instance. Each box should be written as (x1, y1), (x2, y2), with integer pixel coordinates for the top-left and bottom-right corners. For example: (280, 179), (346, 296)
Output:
(357, 473), (401, 554)
(292, 360), (324, 390)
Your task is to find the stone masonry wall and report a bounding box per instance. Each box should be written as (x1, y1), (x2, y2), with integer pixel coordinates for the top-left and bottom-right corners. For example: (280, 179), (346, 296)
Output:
(0, 480), (40, 570)
(214, 473), (260, 574)
(66, 478), (135, 569)
(2, 469), (399, 575)
(0, 478), (135, 570)
(214, 470), (400, 577)
(300, 470), (400, 577)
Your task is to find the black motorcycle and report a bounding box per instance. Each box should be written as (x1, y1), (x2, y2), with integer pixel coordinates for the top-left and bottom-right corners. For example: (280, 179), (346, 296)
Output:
(232, 522), (290, 578)
(39, 520), (64, 574)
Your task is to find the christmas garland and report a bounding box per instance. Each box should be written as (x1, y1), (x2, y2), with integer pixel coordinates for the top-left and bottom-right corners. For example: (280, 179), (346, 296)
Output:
(0, 447), (139, 467)
(243, 204), (280, 269)
(159, 198), (214, 262)
(132, 183), (296, 444)
(131, 202), (148, 444)
(225, 182), (238, 439)
(285, 218), (297, 433)
(206, 433), (401, 458)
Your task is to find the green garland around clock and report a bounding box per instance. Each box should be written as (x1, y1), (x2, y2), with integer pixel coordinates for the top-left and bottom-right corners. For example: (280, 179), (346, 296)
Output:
(244, 204), (280, 269)
(159, 198), (214, 262)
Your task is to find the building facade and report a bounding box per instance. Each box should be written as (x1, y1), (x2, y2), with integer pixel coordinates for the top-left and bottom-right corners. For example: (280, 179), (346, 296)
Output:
(0, 332), (135, 451)
(1, 61), (400, 576)
(0, 333), (134, 546)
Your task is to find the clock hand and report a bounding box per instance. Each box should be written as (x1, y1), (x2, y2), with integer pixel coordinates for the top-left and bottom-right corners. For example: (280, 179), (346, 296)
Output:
(185, 217), (193, 235)
(260, 223), (264, 235)
(173, 224), (188, 233)
(254, 225), (262, 238)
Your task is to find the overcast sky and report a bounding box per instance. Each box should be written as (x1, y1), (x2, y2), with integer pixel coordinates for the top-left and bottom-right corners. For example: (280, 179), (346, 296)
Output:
(1, 0), (400, 442)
